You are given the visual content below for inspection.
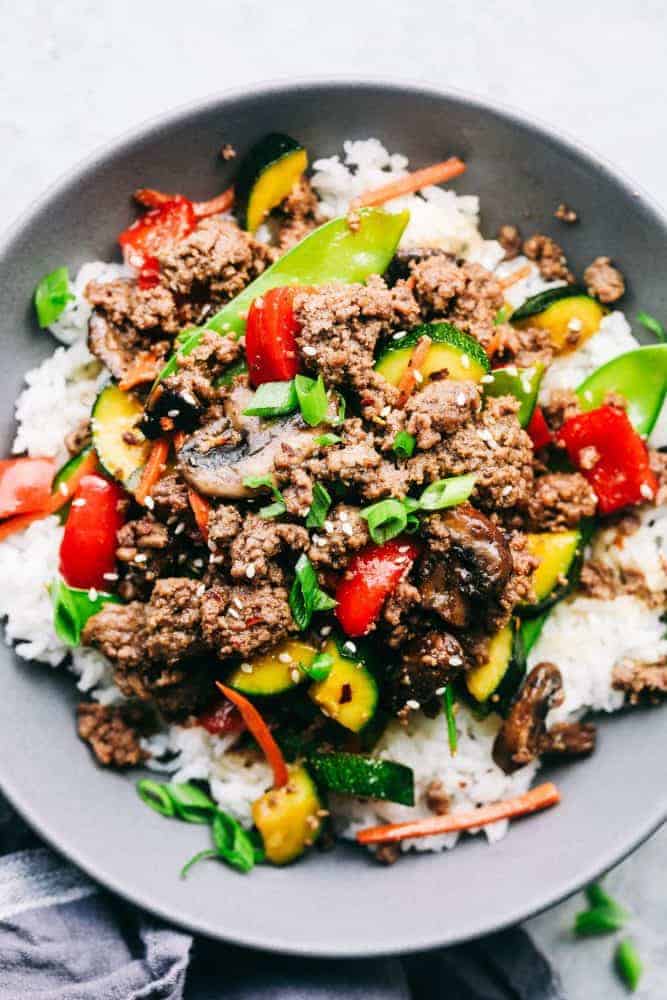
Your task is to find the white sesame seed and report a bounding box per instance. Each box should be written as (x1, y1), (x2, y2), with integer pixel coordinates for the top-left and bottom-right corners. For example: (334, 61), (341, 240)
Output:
(380, 405), (391, 417)
(233, 596), (244, 610)
(320, 625), (332, 636)
(640, 483), (654, 500)
(196, 583), (206, 596)
(456, 392), (467, 406)
(87, 588), (98, 601)
(58, 482), (69, 496)
(392, 330), (407, 340)
(323, 520), (334, 534)
(583, 390), (593, 403)
(338, 510), (349, 522)
(302, 345), (317, 357)
(290, 669), (301, 684)
(343, 641), (357, 654)
(501, 484), (513, 497)
(413, 370), (424, 384)
(240, 662), (253, 673)
(278, 652), (293, 664)
(568, 317), (583, 332)
(449, 655), (463, 667)
(71, 498), (86, 508)
(167, 515), (177, 526)
(228, 607), (240, 620)
(174, 522), (185, 535)
(406, 699), (420, 710)
(461, 354), (471, 369)
(505, 364), (518, 377)
(178, 552), (187, 564)
(246, 564), (256, 579)
(193, 558), (204, 569)
(182, 392), (197, 407)
(103, 572), (119, 582)
(398, 545), (410, 553)
(144, 495), (155, 510)
(134, 553), (147, 564)
(167, 409), (180, 418)
(480, 374), (494, 384)
(315, 535), (327, 546)
(435, 686), (446, 696)
(342, 523), (354, 536)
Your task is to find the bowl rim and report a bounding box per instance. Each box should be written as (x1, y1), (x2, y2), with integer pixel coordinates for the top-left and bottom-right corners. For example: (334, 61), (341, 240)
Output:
(0, 75), (665, 956)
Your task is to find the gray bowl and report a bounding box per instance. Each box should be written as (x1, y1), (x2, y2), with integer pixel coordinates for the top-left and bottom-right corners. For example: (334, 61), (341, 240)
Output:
(0, 79), (665, 957)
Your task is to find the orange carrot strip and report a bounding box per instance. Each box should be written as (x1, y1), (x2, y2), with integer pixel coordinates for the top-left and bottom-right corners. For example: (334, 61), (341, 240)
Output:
(397, 334), (432, 405)
(193, 186), (235, 218)
(356, 782), (561, 845)
(118, 355), (163, 392)
(351, 157), (466, 210)
(0, 450), (98, 542)
(135, 438), (169, 506)
(499, 264), (532, 290)
(188, 488), (210, 542)
(216, 683), (289, 788)
(133, 188), (177, 209)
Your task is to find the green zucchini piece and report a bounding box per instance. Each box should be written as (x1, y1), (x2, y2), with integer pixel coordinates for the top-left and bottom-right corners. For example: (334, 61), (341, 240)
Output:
(512, 286), (606, 353)
(375, 322), (489, 388)
(520, 611), (549, 656)
(518, 529), (582, 617)
(309, 639), (378, 733)
(465, 621), (526, 715)
(226, 639), (317, 696)
(156, 208), (409, 383)
(483, 363), (543, 427)
(51, 577), (120, 647)
(91, 383), (151, 490)
(52, 447), (92, 494)
(236, 133), (308, 233)
(308, 752), (414, 806)
(252, 764), (323, 865)
(577, 344), (667, 435)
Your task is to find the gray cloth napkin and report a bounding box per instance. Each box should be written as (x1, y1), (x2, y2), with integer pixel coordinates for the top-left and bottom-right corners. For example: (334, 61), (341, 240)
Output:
(0, 795), (564, 1000)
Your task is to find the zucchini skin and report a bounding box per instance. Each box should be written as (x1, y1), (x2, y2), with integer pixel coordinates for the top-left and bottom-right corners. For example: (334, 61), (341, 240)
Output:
(375, 321), (490, 372)
(510, 285), (587, 324)
(235, 133), (306, 232)
(517, 520), (594, 618)
(307, 752), (414, 806)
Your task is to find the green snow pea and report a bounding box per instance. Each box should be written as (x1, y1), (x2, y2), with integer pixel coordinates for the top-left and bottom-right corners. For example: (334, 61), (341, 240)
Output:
(576, 344), (667, 434)
(483, 363), (544, 427)
(50, 577), (121, 646)
(157, 208), (409, 383)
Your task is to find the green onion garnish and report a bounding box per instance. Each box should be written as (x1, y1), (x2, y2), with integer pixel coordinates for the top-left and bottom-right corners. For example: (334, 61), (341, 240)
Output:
(34, 266), (74, 328)
(137, 779), (176, 818)
(361, 498), (408, 544)
(259, 501), (287, 519)
(615, 939), (643, 992)
(304, 651), (334, 682)
(306, 482), (332, 528)
(637, 311), (666, 342)
(443, 685), (457, 755)
(295, 374), (328, 426)
(243, 475), (285, 518)
(289, 553), (336, 630)
(165, 783), (217, 824)
(585, 883), (630, 923)
(574, 906), (628, 936)
(393, 431), (416, 459)
(314, 433), (342, 447)
(243, 380), (298, 417)
(494, 304), (511, 326)
(418, 473), (476, 512)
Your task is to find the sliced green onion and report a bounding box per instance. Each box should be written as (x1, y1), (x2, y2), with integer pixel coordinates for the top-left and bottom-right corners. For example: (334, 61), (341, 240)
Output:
(615, 939), (642, 992)
(167, 783), (217, 824)
(585, 883), (630, 923)
(212, 810), (257, 873)
(443, 685), (457, 755)
(289, 554), (336, 630)
(180, 848), (218, 879)
(34, 266), (74, 328)
(314, 433), (342, 447)
(243, 474), (285, 509)
(361, 498), (408, 544)
(418, 473), (476, 512)
(392, 431), (416, 459)
(295, 374), (328, 427)
(306, 482), (332, 528)
(216, 357), (249, 387)
(137, 780), (176, 818)
(574, 906), (628, 936)
(243, 380), (298, 417)
(494, 304), (511, 326)
(259, 501), (287, 519)
(637, 311), (666, 342)
(303, 651), (334, 682)
(333, 392), (347, 425)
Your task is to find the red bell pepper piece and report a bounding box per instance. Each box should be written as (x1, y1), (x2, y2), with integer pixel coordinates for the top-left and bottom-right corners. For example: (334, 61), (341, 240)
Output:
(59, 475), (126, 590)
(118, 196), (196, 288)
(335, 538), (420, 638)
(0, 457), (56, 519)
(245, 286), (300, 386)
(526, 406), (553, 451)
(558, 405), (657, 515)
(198, 697), (245, 736)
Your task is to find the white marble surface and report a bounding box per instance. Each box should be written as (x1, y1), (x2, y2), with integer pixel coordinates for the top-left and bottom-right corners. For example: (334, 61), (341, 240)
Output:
(1, 1), (664, 996)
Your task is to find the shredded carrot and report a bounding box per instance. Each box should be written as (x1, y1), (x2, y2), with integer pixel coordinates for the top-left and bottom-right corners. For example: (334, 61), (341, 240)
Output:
(499, 264), (532, 290)
(135, 438), (169, 506)
(356, 782), (561, 845)
(133, 188), (176, 209)
(0, 450), (98, 542)
(173, 431), (187, 450)
(118, 354), (163, 392)
(351, 157), (466, 210)
(193, 186), (235, 218)
(216, 682), (288, 788)
(188, 488), (210, 542)
(397, 334), (432, 404)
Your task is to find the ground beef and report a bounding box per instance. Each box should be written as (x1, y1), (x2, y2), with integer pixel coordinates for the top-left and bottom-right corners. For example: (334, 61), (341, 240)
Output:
(387, 631), (465, 713)
(487, 323), (554, 370)
(583, 256), (625, 304)
(82, 601), (146, 670)
(522, 234), (574, 283)
(150, 473), (191, 519)
(116, 515), (173, 601)
(207, 503), (243, 554)
(612, 658), (667, 703)
(497, 225), (522, 260)
(410, 257), (504, 349)
(381, 580), (422, 649)
(542, 389), (581, 430)
(65, 419), (91, 457)
(492, 532), (538, 628)
(650, 449), (667, 506)
(229, 514), (309, 582)
(275, 179), (321, 251)
(77, 702), (149, 768)
(554, 203), (578, 224)
(162, 329), (242, 410)
(540, 721), (596, 758)
(579, 560), (661, 608)
(86, 281), (175, 379)
(143, 578), (205, 666)
(308, 504), (369, 570)
(425, 779), (450, 815)
(524, 473), (597, 530)
(404, 379), (481, 450)
(201, 582), (294, 659)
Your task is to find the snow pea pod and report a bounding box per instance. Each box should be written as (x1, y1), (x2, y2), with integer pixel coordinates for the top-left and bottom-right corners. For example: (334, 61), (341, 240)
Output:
(157, 208), (409, 383)
(576, 344), (667, 434)
(50, 577), (121, 646)
(483, 363), (543, 427)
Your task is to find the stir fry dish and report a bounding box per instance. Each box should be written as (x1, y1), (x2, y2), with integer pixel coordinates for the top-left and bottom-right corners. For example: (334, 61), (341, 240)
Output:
(2, 133), (666, 873)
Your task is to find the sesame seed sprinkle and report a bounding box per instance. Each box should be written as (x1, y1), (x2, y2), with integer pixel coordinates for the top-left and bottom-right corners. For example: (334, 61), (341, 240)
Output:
(58, 482), (69, 496)
(406, 699), (420, 710)
(320, 625), (332, 636)
(167, 409), (180, 418)
(290, 669), (301, 684)
(134, 553), (147, 564)
(196, 583), (206, 596)
(449, 655), (463, 667)
(380, 405), (391, 417)
(435, 686), (446, 696)
(343, 641), (357, 654)
(233, 596), (244, 610)
(87, 588), (98, 601)
(342, 523), (354, 536)
(278, 652), (293, 663)
(501, 484), (513, 497)
(103, 572), (119, 582)
(240, 662), (253, 673)
(246, 564), (256, 579)
(392, 330), (407, 340)
(461, 354), (471, 368)
(144, 495), (155, 510)
(456, 392), (467, 406)
(174, 522), (185, 535)
(71, 498), (86, 508)
(228, 607), (241, 620)
(302, 345), (317, 357)
(414, 370), (424, 384)
(480, 374), (494, 384)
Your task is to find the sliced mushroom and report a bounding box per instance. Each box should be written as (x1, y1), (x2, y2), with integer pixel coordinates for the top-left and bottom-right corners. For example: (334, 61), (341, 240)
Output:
(141, 382), (201, 439)
(178, 412), (315, 500)
(388, 630), (464, 714)
(493, 662), (565, 774)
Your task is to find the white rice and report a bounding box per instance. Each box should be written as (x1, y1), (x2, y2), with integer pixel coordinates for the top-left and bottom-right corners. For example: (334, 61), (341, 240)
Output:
(1, 138), (665, 854)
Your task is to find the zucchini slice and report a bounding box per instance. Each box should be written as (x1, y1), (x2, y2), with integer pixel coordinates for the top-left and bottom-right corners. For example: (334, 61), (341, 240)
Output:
(518, 529), (582, 616)
(308, 752), (414, 806)
(375, 322), (489, 388)
(236, 133), (308, 233)
(252, 763), (323, 865)
(511, 287), (606, 353)
(466, 621), (526, 714)
(483, 363), (543, 427)
(91, 384), (151, 490)
(226, 639), (317, 696)
(309, 639), (378, 733)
